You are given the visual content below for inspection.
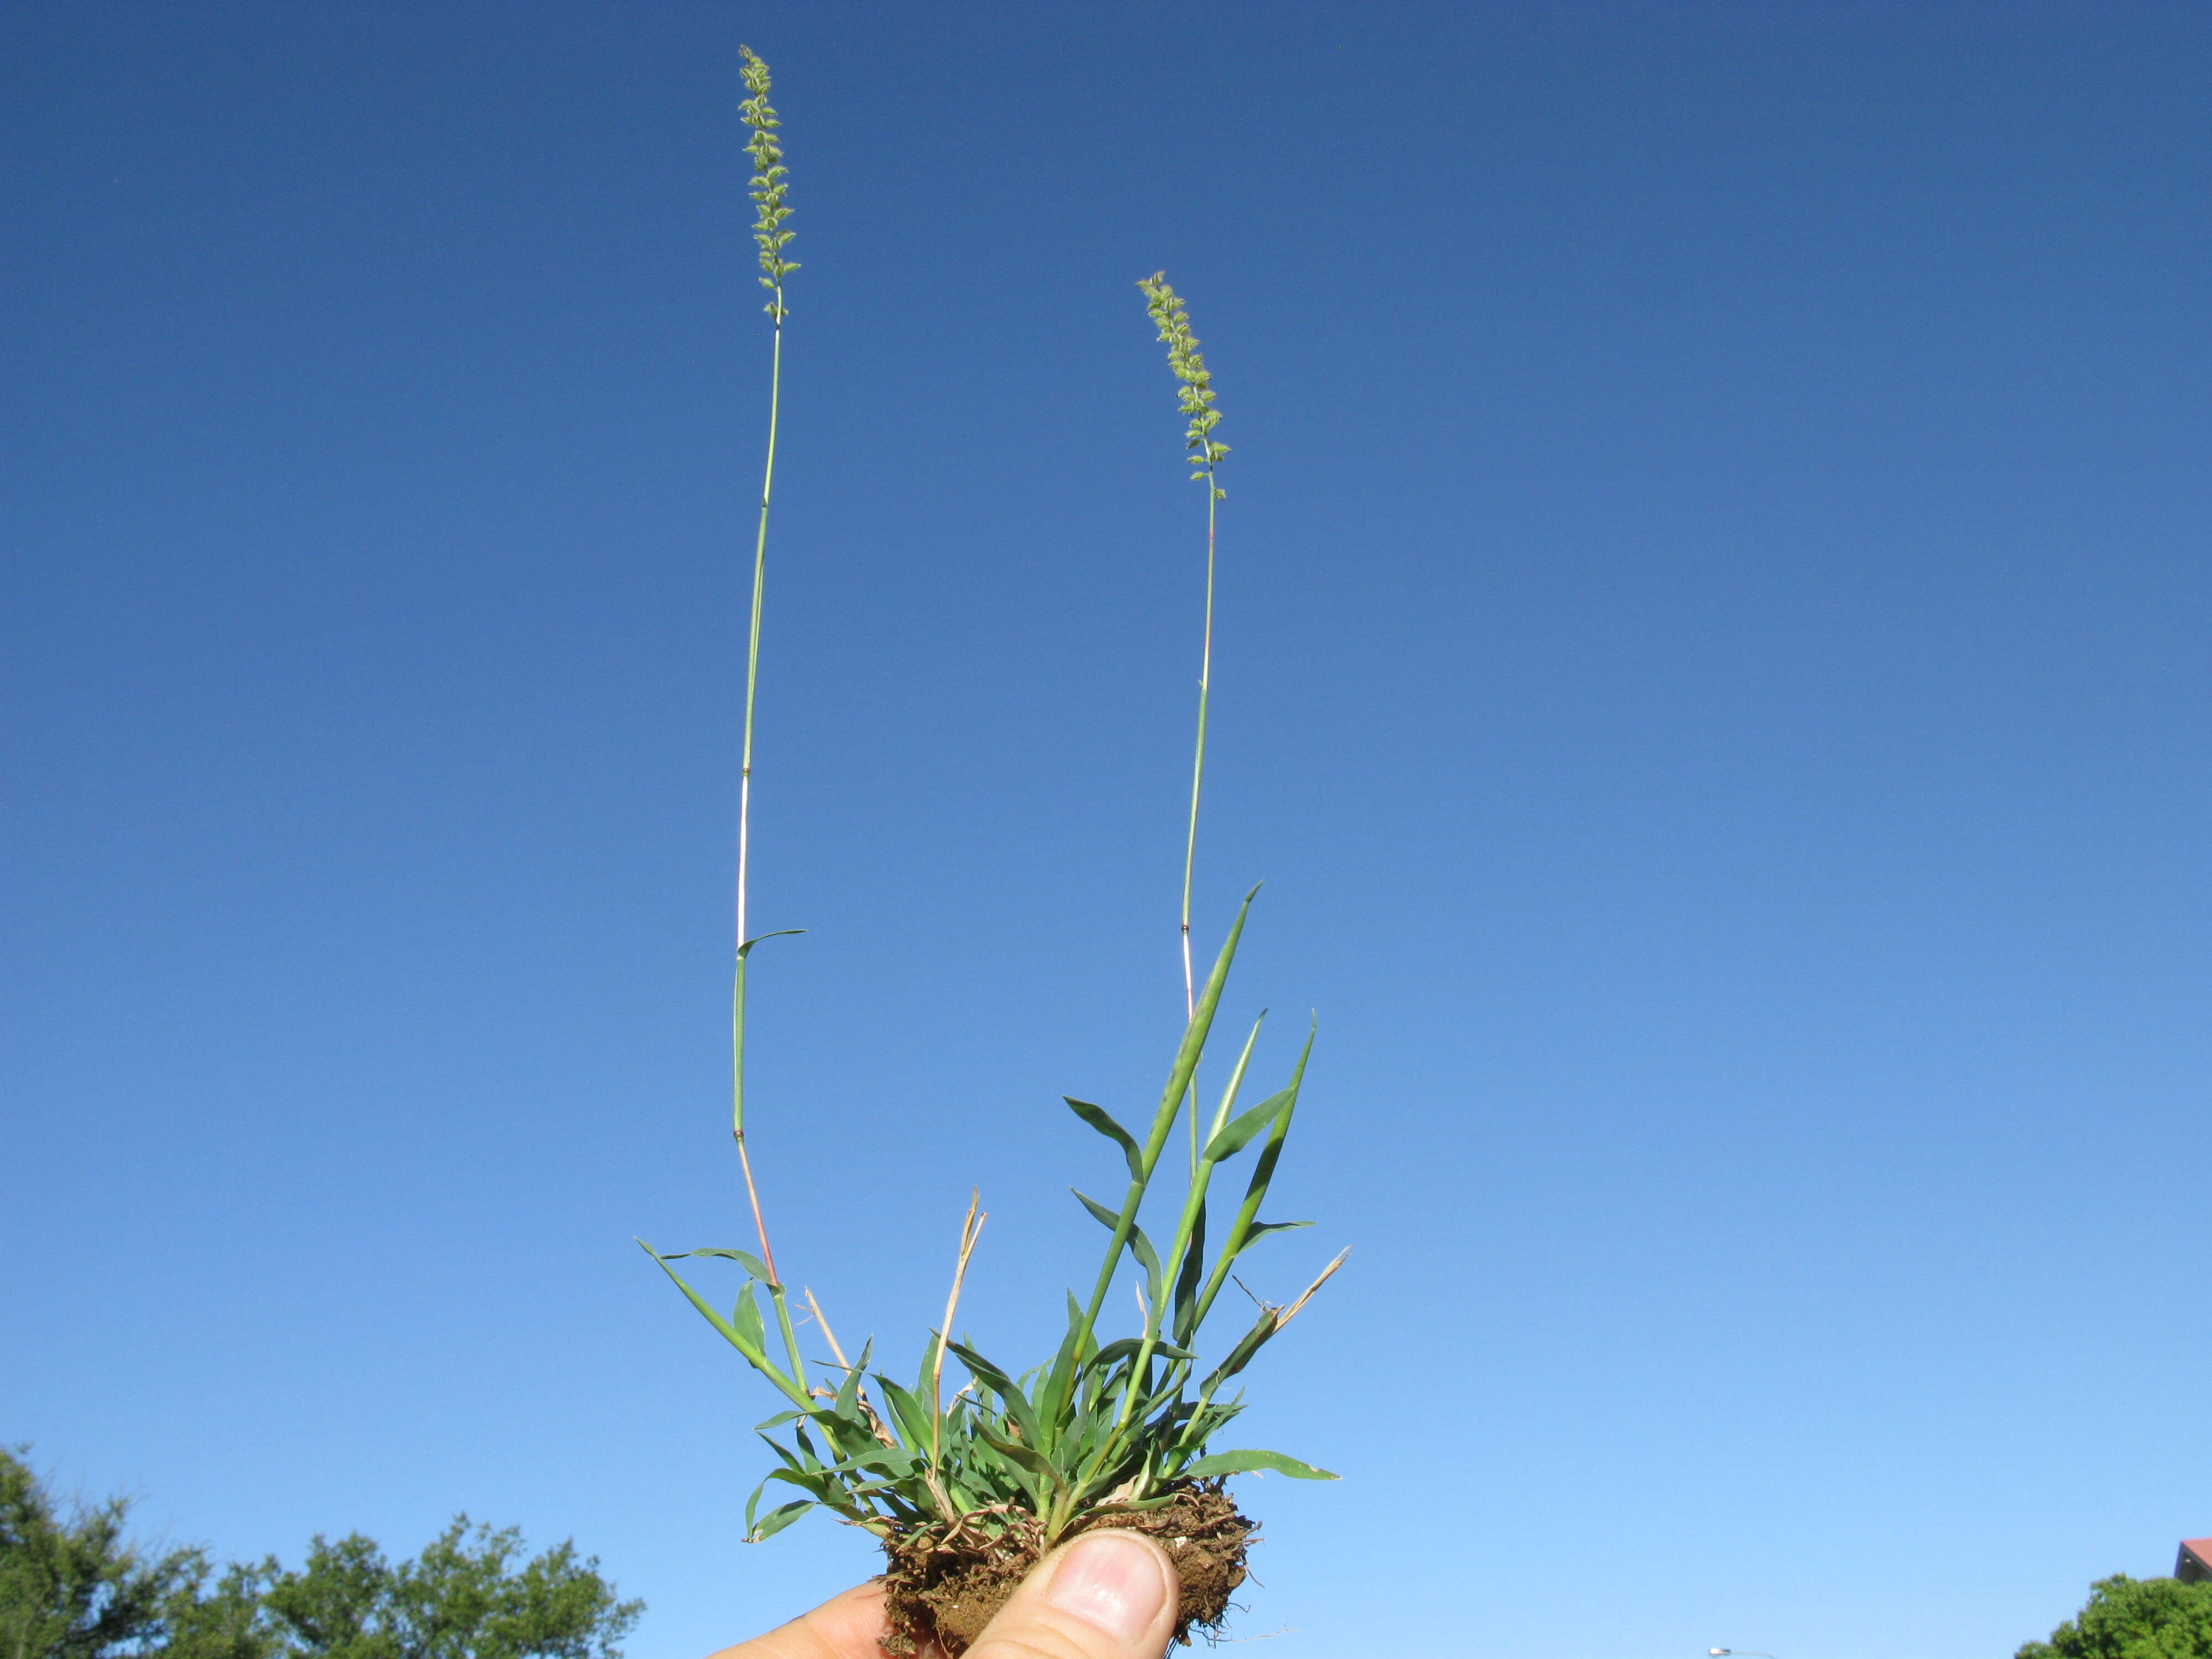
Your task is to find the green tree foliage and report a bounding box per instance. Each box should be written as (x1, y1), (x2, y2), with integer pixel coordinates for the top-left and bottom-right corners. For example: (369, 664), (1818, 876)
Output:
(2018, 1574), (2212, 1659)
(254, 1523), (639, 1659)
(0, 1451), (639, 1659)
(0, 1444), (254, 1659)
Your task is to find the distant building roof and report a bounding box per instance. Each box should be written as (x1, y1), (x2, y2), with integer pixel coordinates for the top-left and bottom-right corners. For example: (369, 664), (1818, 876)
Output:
(2179, 1540), (2212, 1583)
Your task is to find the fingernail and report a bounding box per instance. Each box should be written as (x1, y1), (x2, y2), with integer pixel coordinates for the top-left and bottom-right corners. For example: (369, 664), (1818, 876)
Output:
(1045, 1531), (1171, 1644)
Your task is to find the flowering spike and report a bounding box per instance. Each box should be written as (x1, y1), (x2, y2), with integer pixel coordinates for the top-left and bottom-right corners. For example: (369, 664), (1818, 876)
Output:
(1137, 273), (1228, 497)
(739, 46), (797, 320)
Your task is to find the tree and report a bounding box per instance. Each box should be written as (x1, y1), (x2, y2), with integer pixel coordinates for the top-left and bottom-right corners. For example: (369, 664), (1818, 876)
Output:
(0, 1451), (639, 1659)
(0, 1444), (243, 1659)
(2018, 1574), (2212, 1659)
(255, 1522), (640, 1659)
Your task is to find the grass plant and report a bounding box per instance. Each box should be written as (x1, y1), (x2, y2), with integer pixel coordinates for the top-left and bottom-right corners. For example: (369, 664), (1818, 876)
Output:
(649, 894), (1342, 1537)
(639, 52), (1340, 1651)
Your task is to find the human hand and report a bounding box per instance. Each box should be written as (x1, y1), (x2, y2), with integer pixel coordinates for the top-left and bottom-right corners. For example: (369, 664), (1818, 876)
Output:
(707, 1530), (1182, 1659)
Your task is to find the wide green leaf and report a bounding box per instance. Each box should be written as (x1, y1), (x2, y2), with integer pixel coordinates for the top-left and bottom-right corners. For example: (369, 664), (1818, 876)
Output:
(1200, 1015), (1268, 1148)
(1084, 1494), (1179, 1518)
(974, 1428), (1060, 1480)
(877, 1378), (936, 1452)
(637, 1240), (804, 1404)
(1037, 1293), (1088, 1442)
(946, 1340), (1041, 1446)
(1199, 1306), (1278, 1391)
(743, 1477), (772, 1530)
(735, 927), (806, 960)
(1171, 1200), (1207, 1344)
(1202, 1086), (1292, 1165)
(1125, 1227), (1162, 1288)
(1131, 890), (1260, 1188)
(1091, 1335), (1196, 1369)
(832, 1357), (863, 1421)
(1065, 1098), (1143, 1181)
(1072, 1191), (1162, 1297)
(1188, 1025), (1315, 1334)
(666, 1246), (774, 1283)
(1072, 1188), (1121, 1230)
(746, 1484), (815, 1542)
(1180, 1448), (1338, 1481)
(732, 1282), (766, 1355)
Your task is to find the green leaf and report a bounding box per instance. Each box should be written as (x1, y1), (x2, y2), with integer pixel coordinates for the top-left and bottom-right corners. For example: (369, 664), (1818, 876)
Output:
(1153, 891), (1259, 1145)
(636, 1240), (801, 1401)
(974, 1426), (1061, 1492)
(832, 1358), (863, 1422)
(1203, 1086), (1292, 1165)
(745, 1484), (818, 1543)
(1065, 1098), (1143, 1181)
(748, 1504), (818, 1557)
(732, 1282), (766, 1355)
(877, 1378), (936, 1452)
(1191, 1023), (1317, 1332)
(1171, 1200), (1207, 1344)
(1181, 1449), (1338, 1481)
(1086, 1494), (1179, 1517)
(1091, 1336), (1196, 1368)
(1201, 1307), (1279, 1390)
(913, 1334), (940, 1405)
(945, 1340), (1041, 1446)
(807, 1404), (878, 1464)
(1199, 1014), (1268, 1147)
(1072, 1188), (1121, 1230)
(1072, 1191), (1161, 1295)
(666, 1247), (774, 1282)
(1243, 1219), (1312, 1245)
(1037, 1293), (1088, 1443)
(1126, 1225), (1163, 1305)
(735, 928), (806, 959)
(760, 1433), (807, 1475)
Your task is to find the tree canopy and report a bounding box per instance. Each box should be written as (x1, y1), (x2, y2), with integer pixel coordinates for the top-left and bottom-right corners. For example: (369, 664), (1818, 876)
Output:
(2018, 1573), (2212, 1659)
(0, 1450), (639, 1659)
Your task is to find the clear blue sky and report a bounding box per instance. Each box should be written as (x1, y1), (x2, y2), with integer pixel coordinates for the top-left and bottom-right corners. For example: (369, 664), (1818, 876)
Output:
(6, 4), (2209, 1657)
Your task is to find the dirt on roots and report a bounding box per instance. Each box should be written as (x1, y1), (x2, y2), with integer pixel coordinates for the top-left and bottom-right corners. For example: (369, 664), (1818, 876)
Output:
(878, 1485), (1254, 1656)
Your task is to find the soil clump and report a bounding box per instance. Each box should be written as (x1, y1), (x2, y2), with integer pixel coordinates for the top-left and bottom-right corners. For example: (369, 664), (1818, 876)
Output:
(879, 1484), (1253, 1656)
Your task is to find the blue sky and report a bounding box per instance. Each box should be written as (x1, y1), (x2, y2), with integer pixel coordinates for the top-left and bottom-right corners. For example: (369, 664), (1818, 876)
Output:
(6, 4), (2209, 1657)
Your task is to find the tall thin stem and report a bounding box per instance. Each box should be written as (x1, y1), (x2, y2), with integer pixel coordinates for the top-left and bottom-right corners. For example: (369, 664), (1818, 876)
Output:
(732, 304), (799, 1396)
(733, 306), (779, 1222)
(1179, 471), (1217, 1172)
(733, 45), (805, 1393)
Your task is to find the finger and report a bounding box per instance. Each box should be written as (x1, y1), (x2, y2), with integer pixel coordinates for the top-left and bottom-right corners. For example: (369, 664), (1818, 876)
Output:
(707, 1579), (894, 1659)
(966, 1531), (1178, 1659)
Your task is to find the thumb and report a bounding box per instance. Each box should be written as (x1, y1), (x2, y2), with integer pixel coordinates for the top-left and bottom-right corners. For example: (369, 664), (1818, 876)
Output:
(966, 1530), (1180, 1659)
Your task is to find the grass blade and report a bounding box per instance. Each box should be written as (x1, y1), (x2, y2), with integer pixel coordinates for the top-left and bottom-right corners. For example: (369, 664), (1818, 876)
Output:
(1065, 1098), (1145, 1181)
(1180, 1449), (1337, 1481)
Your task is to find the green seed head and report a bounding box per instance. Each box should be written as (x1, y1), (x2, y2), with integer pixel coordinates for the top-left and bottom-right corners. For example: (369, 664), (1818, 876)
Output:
(739, 46), (797, 321)
(1138, 273), (1228, 497)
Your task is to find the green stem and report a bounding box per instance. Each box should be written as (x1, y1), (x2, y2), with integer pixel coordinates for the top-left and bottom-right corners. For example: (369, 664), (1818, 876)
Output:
(1179, 472), (1217, 1175)
(731, 288), (806, 1395)
(734, 305), (781, 1091)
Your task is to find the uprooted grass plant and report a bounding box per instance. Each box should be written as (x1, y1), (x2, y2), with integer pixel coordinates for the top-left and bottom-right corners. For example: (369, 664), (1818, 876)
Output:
(639, 50), (1342, 1656)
